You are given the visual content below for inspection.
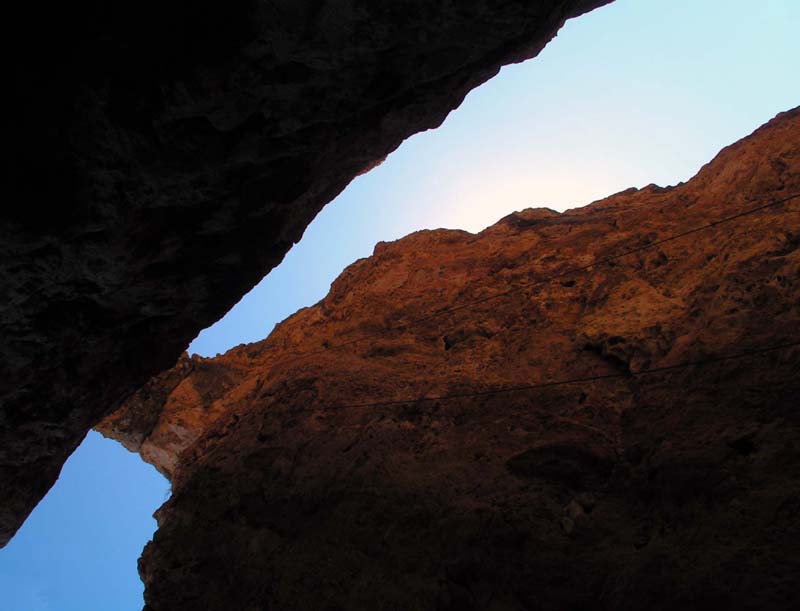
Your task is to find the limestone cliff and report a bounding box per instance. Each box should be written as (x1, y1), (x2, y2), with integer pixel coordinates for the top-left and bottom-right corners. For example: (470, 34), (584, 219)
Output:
(0, 0), (612, 545)
(99, 108), (800, 610)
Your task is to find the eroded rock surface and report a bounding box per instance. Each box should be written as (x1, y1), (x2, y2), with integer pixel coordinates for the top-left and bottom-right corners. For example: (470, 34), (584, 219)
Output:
(1, 0), (612, 545)
(101, 108), (800, 610)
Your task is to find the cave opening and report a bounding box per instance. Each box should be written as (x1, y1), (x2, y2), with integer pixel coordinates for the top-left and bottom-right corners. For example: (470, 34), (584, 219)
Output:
(2, 0), (799, 609)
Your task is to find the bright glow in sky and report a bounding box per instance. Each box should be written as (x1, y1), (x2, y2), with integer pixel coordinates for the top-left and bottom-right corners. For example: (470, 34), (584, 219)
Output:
(2, 1), (799, 609)
(189, 0), (800, 358)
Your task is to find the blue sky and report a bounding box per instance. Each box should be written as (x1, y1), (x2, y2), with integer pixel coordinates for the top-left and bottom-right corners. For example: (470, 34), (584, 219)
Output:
(189, 0), (800, 358)
(2, 1), (799, 609)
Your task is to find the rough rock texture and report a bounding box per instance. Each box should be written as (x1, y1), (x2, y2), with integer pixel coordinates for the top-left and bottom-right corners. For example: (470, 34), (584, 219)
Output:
(97, 353), (250, 479)
(0, 0), (612, 545)
(99, 108), (800, 610)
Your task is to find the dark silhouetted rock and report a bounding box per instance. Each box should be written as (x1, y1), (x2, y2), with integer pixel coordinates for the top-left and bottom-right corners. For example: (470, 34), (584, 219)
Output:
(0, 0), (612, 545)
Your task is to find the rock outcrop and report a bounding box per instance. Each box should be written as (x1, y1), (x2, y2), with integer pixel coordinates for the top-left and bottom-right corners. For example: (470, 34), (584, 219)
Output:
(98, 108), (800, 610)
(0, 0), (612, 545)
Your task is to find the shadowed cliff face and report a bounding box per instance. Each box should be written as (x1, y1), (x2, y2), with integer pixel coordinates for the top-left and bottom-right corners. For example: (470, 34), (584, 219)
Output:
(0, 0), (613, 545)
(98, 108), (800, 610)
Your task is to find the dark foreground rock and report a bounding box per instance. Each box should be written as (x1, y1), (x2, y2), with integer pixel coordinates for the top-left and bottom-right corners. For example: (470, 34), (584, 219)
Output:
(0, 0), (611, 545)
(99, 108), (800, 609)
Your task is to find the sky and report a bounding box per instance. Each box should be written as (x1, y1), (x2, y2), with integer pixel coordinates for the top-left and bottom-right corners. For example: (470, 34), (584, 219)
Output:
(2, 1), (799, 609)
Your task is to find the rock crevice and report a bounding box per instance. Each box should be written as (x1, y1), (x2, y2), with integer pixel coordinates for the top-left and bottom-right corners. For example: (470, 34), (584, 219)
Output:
(1, 0), (612, 544)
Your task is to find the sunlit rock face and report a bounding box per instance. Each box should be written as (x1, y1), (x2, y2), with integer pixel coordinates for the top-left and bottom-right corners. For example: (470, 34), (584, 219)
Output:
(99, 109), (800, 610)
(0, 0), (613, 546)
(97, 353), (250, 479)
